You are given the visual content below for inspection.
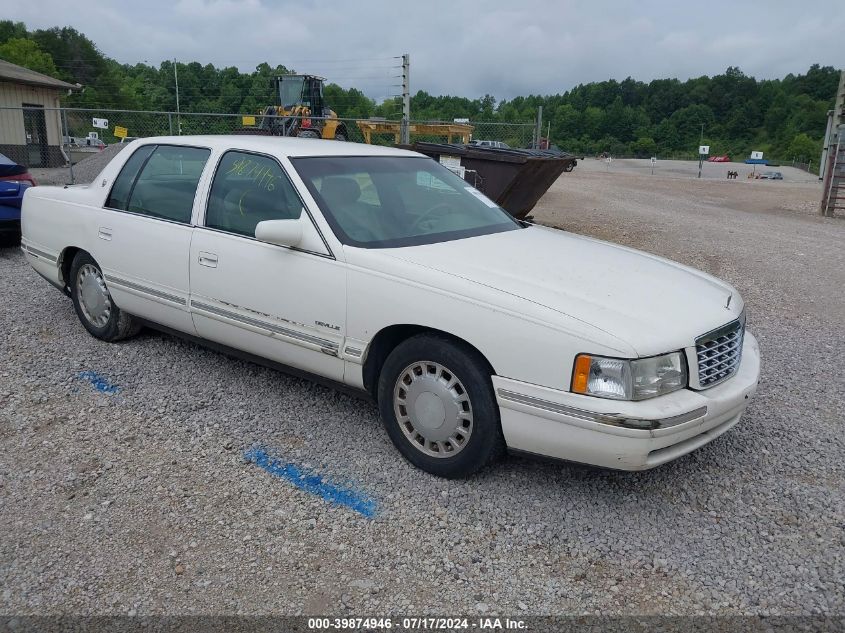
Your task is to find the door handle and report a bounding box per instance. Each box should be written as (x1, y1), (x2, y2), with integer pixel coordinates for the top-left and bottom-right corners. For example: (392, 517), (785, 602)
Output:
(198, 251), (218, 268)
(97, 227), (112, 240)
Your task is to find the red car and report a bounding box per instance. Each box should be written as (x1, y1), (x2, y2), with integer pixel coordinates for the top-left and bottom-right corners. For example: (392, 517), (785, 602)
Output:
(707, 155), (730, 162)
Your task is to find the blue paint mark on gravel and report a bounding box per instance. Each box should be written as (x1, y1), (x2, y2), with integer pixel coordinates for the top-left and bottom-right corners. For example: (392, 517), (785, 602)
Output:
(244, 447), (377, 518)
(78, 371), (120, 394)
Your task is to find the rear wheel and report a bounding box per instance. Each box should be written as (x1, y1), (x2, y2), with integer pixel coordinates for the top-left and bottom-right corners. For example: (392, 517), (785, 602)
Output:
(377, 334), (504, 478)
(69, 252), (140, 342)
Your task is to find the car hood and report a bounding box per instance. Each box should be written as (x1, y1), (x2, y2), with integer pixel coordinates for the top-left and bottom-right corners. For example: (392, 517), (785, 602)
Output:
(380, 225), (743, 356)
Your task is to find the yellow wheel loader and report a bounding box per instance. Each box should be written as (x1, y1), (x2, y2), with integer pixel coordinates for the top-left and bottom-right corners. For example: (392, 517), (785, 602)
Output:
(254, 74), (348, 140)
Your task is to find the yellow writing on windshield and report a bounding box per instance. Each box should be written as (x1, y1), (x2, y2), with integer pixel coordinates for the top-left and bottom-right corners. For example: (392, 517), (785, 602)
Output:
(226, 157), (277, 191)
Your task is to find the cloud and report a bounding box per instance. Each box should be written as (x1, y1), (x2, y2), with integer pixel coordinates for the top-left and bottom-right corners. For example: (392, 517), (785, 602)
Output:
(11, 0), (844, 100)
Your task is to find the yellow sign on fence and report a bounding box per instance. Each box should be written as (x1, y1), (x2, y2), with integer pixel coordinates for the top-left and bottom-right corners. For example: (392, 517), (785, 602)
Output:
(242, 115), (256, 126)
(114, 125), (128, 139)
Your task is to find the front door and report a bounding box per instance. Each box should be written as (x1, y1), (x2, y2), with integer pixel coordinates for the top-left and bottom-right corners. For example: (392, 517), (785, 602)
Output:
(22, 104), (48, 167)
(189, 149), (346, 381)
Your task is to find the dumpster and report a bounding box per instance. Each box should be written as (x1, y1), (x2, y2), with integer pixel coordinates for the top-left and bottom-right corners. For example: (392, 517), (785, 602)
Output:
(400, 142), (577, 219)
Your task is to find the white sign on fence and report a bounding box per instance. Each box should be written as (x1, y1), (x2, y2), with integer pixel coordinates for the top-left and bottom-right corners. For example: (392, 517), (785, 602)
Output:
(92, 117), (108, 129)
(651, 156), (657, 164)
(699, 145), (710, 155)
(750, 150), (764, 160)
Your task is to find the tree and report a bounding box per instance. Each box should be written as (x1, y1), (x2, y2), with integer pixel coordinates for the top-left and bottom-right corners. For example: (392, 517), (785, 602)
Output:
(787, 133), (819, 161)
(0, 20), (28, 45)
(0, 20), (838, 157)
(670, 104), (715, 146)
(551, 104), (580, 140)
(0, 38), (58, 76)
(653, 119), (680, 151)
(631, 137), (658, 157)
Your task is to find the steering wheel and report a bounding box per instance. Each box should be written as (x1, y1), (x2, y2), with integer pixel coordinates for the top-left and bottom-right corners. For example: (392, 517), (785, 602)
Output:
(410, 202), (455, 231)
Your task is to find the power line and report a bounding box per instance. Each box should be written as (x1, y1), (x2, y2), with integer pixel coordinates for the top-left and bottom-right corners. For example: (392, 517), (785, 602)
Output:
(243, 56), (401, 64)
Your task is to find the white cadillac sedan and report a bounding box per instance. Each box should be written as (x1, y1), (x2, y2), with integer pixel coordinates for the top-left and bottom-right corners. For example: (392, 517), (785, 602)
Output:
(21, 136), (760, 478)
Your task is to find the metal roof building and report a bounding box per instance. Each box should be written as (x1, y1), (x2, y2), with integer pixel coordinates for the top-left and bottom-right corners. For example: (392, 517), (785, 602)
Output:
(0, 59), (79, 167)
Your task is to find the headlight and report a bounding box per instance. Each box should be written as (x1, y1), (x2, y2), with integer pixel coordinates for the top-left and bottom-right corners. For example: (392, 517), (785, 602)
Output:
(572, 352), (687, 401)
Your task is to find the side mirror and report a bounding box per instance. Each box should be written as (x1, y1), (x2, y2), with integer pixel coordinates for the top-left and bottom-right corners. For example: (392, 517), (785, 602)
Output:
(255, 218), (303, 248)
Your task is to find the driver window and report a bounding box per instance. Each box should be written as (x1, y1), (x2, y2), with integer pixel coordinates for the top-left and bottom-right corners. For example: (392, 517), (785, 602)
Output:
(205, 151), (302, 238)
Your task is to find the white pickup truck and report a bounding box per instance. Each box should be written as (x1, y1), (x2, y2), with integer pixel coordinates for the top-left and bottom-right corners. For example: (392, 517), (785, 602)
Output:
(21, 135), (760, 478)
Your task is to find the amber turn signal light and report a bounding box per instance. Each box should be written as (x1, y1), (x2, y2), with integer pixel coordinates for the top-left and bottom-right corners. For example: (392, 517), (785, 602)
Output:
(572, 355), (592, 394)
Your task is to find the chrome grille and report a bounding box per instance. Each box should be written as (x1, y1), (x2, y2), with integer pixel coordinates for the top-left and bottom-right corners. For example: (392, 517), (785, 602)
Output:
(696, 317), (745, 388)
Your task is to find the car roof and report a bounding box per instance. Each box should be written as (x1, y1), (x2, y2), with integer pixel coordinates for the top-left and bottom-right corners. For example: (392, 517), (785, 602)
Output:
(129, 135), (423, 159)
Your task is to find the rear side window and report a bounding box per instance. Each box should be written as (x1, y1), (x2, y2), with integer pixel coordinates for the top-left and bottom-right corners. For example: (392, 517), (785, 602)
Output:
(105, 145), (155, 210)
(106, 145), (210, 223)
(127, 146), (210, 223)
(205, 151), (302, 238)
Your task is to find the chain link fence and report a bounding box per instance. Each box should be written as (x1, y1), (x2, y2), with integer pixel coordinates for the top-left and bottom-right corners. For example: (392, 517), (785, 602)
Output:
(0, 106), (536, 184)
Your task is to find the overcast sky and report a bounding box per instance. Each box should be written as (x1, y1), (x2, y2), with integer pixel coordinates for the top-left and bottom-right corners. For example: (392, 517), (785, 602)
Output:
(14, 0), (845, 101)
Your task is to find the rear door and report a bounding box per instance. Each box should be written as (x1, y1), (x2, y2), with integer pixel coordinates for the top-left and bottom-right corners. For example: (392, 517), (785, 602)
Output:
(188, 149), (346, 380)
(96, 144), (211, 333)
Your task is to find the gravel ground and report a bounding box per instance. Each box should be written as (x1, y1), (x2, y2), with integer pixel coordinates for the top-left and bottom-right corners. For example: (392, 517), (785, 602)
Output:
(587, 157), (819, 183)
(1, 161), (843, 617)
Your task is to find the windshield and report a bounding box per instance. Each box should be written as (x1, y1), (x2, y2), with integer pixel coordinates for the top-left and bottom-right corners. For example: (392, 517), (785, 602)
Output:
(291, 156), (521, 248)
(279, 76), (305, 108)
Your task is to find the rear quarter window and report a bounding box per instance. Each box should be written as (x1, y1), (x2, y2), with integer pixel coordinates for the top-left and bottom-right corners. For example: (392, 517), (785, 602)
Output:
(105, 145), (155, 210)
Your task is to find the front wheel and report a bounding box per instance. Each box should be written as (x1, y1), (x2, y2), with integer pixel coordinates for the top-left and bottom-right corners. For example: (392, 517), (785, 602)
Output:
(377, 334), (505, 478)
(69, 252), (140, 342)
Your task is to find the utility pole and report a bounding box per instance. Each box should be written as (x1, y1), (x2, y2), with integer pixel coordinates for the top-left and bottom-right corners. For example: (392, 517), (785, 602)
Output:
(174, 58), (181, 136)
(697, 122), (704, 179)
(400, 54), (410, 145)
(535, 105), (543, 150)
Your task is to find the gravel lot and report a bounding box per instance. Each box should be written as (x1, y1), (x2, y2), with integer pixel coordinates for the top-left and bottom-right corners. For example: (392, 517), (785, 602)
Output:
(1, 160), (843, 617)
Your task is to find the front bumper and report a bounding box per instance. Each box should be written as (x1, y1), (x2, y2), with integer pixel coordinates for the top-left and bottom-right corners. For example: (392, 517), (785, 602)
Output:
(494, 332), (760, 470)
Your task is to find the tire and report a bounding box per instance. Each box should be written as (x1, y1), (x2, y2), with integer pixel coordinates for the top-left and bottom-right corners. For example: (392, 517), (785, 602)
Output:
(377, 334), (505, 478)
(69, 252), (140, 342)
(335, 128), (348, 142)
(296, 129), (320, 139)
